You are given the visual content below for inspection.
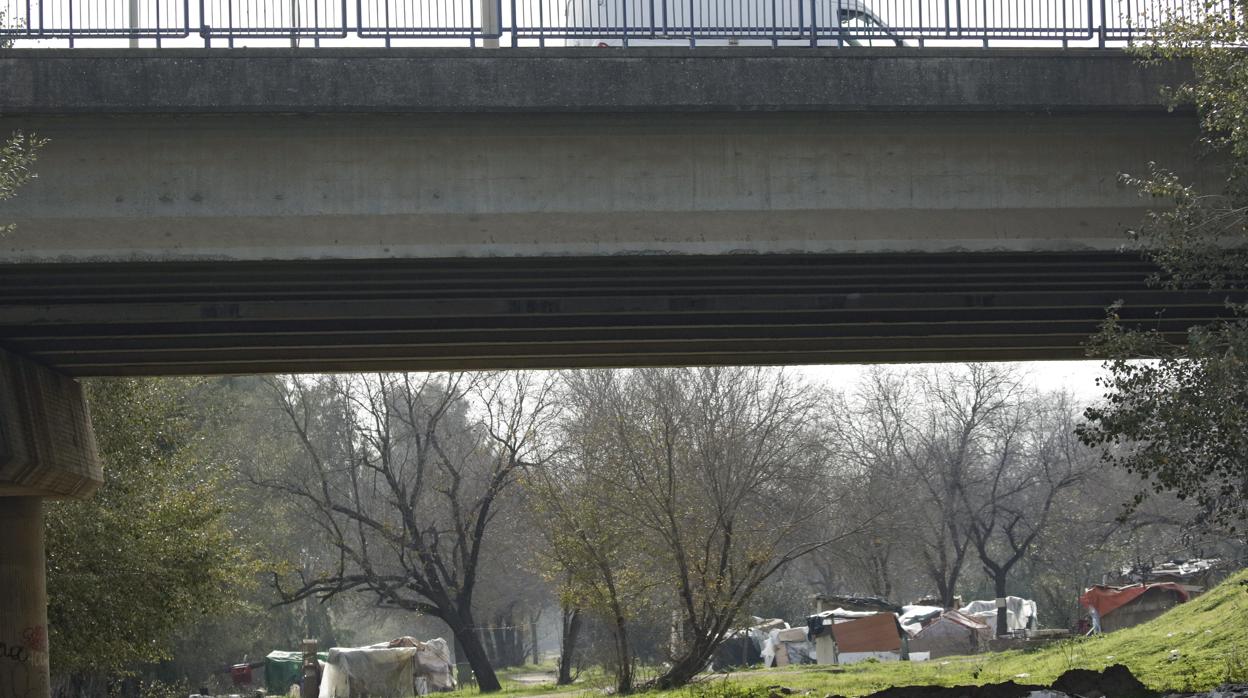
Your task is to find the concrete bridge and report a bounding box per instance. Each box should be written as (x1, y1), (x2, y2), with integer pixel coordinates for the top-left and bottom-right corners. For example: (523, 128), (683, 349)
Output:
(0, 48), (1223, 374)
(0, 48), (1225, 696)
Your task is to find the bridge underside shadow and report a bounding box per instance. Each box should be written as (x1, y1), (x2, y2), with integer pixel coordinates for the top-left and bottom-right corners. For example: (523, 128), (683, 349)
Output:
(0, 251), (1225, 376)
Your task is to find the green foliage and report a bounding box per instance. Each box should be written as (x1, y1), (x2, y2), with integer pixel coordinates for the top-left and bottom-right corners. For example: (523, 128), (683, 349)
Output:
(1078, 1), (1248, 530)
(0, 130), (45, 233)
(2, 12), (47, 233)
(45, 378), (256, 679)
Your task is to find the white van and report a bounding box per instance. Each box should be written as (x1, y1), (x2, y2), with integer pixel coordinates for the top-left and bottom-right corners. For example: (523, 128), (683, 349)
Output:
(555, 0), (903, 46)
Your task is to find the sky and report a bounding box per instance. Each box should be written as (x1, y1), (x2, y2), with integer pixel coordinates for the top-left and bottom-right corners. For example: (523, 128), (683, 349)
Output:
(797, 359), (1110, 405)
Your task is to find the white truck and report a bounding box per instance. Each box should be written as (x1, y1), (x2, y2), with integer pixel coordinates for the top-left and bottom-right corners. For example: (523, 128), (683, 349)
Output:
(556, 0), (903, 46)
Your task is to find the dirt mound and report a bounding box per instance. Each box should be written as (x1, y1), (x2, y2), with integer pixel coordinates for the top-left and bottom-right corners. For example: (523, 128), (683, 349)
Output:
(853, 663), (1155, 698)
(1051, 664), (1151, 698)
(1162, 686), (1248, 698)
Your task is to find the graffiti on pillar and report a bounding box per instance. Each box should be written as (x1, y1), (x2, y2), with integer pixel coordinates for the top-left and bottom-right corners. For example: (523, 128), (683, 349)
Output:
(17, 628), (44, 655)
(0, 641), (29, 664)
(0, 637), (34, 698)
(0, 625), (47, 698)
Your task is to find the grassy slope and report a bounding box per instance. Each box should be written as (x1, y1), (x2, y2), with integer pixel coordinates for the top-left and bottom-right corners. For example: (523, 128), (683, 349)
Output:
(718, 569), (1248, 697)
(447, 570), (1248, 698)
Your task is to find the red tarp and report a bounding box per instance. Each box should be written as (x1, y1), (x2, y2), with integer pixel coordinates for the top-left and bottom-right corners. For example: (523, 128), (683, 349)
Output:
(230, 663), (253, 686)
(1079, 583), (1190, 617)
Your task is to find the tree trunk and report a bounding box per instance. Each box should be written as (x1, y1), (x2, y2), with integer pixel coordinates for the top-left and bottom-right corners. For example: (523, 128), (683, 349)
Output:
(609, 616), (634, 695)
(529, 609), (541, 665)
(450, 618), (502, 692)
(994, 575), (1009, 638)
(557, 607), (582, 685)
(653, 637), (717, 690)
(492, 613), (509, 668)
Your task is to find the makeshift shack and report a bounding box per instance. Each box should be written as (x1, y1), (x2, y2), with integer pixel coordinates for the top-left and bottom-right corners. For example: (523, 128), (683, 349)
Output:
(808, 609), (907, 665)
(1080, 583), (1189, 633)
(318, 638), (456, 698)
(908, 611), (992, 659)
(959, 596), (1038, 635)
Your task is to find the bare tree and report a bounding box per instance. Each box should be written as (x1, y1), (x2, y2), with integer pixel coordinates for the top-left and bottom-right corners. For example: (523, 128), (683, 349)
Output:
(255, 372), (555, 693)
(535, 367), (850, 691)
(814, 371), (919, 599)
(959, 391), (1088, 636)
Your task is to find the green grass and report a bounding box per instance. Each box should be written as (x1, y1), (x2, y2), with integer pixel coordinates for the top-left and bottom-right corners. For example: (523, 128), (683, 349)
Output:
(450, 570), (1248, 698)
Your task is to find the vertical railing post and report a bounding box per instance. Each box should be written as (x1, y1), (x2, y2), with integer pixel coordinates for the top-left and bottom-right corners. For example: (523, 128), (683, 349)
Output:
(981, 0), (988, 46)
(1098, 0), (1107, 46)
(200, 0), (210, 47)
(509, 0), (517, 46)
(290, 0), (299, 47)
(769, 0), (776, 46)
(809, 0), (817, 46)
(688, 0), (695, 47)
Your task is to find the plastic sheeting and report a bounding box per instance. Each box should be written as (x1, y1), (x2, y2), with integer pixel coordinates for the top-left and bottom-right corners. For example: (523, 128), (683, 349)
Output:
(959, 596), (1038, 633)
(761, 627), (815, 667)
(318, 638), (456, 698)
(714, 618), (787, 669)
(898, 605), (944, 637)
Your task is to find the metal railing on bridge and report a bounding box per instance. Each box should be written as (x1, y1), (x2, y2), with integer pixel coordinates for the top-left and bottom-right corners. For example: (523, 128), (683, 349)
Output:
(0, 0), (1228, 46)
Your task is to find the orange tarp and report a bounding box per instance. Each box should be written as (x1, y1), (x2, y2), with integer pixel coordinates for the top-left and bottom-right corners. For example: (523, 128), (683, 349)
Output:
(830, 613), (902, 653)
(1079, 583), (1189, 617)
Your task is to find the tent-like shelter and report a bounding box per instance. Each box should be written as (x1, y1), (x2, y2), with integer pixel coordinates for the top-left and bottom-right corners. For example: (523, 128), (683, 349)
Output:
(908, 611), (992, 658)
(318, 638), (456, 698)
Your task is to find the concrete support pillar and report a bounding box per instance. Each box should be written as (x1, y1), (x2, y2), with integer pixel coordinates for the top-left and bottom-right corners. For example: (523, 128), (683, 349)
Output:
(0, 497), (50, 698)
(0, 349), (101, 698)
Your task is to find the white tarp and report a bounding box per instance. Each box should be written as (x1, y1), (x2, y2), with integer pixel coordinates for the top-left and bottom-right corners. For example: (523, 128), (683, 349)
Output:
(318, 638), (455, 698)
(959, 597), (1038, 633)
(761, 628), (814, 667)
(898, 605), (944, 637)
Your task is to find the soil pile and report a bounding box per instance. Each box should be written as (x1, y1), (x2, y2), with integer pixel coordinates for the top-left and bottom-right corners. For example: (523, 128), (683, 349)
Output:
(839, 663), (1157, 698)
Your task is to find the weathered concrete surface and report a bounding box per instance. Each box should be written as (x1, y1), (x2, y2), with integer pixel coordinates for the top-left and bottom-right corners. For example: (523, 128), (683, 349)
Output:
(0, 48), (1222, 372)
(0, 111), (1209, 261)
(0, 498), (49, 698)
(0, 48), (1193, 114)
(0, 349), (101, 497)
